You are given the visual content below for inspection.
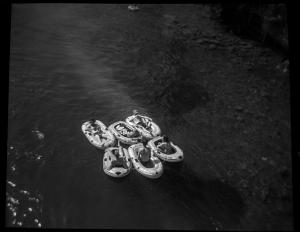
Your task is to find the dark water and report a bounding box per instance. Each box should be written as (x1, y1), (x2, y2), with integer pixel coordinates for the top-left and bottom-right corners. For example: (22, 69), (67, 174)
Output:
(7, 4), (245, 229)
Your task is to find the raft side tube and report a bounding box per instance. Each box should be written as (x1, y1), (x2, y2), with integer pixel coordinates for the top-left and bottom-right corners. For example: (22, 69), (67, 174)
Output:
(148, 136), (184, 162)
(103, 147), (132, 178)
(108, 121), (142, 145)
(128, 143), (163, 179)
(82, 120), (116, 149)
(126, 115), (161, 139)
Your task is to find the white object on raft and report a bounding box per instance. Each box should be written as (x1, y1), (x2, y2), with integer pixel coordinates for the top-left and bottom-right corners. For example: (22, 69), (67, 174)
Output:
(128, 143), (163, 179)
(126, 114), (161, 140)
(128, 5), (139, 11)
(82, 120), (116, 149)
(148, 136), (184, 162)
(103, 147), (132, 178)
(32, 130), (45, 140)
(108, 121), (142, 145)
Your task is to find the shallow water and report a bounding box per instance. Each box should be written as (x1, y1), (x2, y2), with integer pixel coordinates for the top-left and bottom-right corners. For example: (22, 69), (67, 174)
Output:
(7, 4), (245, 229)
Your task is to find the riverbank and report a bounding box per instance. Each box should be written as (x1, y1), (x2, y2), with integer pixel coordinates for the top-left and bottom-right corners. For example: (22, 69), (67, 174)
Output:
(120, 4), (292, 230)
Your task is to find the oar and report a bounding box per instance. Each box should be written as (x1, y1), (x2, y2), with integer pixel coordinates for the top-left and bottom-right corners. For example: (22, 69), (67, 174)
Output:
(118, 141), (123, 157)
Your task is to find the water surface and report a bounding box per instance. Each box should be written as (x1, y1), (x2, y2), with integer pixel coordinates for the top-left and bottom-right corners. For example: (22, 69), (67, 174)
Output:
(7, 4), (244, 229)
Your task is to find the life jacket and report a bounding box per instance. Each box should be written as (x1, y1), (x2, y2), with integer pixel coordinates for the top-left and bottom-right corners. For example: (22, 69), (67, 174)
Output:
(139, 148), (151, 162)
(158, 142), (174, 154)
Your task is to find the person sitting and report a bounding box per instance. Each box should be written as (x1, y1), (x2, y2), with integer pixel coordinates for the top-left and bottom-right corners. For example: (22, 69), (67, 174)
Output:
(139, 139), (151, 163)
(141, 117), (152, 130)
(157, 135), (174, 154)
(127, 129), (140, 138)
(132, 110), (151, 129)
(110, 145), (128, 169)
(94, 131), (105, 144)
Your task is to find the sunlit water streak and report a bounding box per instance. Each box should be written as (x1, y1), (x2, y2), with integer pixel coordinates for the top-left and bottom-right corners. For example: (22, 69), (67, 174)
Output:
(8, 4), (245, 229)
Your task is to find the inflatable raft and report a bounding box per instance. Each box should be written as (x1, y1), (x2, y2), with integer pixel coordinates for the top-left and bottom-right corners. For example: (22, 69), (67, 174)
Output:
(103, 146), (132, 178)
(82, 120), (115, 149)
(126, 114), (161, 140)
(148, 136), (184, 162)
(108, 121), (142, 145)
(128, 143), (163, 179)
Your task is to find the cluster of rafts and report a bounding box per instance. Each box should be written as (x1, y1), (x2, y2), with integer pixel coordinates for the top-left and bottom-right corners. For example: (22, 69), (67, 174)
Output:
(81, 111), (184, 179)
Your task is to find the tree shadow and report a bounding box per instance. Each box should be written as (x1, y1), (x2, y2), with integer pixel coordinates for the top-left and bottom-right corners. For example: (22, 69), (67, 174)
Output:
(144, 161), (246, 229)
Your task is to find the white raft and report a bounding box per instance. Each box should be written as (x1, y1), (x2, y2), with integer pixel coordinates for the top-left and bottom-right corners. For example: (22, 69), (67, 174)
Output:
(126, 114), (161, 140)
(108, 121), (142, 145)
(128, 143), (163, 179)
(82, 120), (115, 149)
(103, 147), (132, 178)
(148, 136), (184, 162)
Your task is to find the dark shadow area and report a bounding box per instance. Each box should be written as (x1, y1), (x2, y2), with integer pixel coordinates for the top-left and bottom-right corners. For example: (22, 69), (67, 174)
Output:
(218, 3), (289, 56)
(154, 65), (210, 115)
(144, 161), (246, 229)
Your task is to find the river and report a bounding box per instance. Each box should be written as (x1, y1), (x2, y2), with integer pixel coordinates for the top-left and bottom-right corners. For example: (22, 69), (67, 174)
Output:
(7, 4), (245, 229)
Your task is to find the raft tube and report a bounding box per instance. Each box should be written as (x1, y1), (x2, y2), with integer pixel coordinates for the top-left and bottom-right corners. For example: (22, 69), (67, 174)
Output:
(108, 121), (142, 145)
(82, 120), (115, 149)
(148, 136), (184, 162)
(103, 147), (132, 178)
(125, 114), (161, 140)
(128, 143), (163, 179)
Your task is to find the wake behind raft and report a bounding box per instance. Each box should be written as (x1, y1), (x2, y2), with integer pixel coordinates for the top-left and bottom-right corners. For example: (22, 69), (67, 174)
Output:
(81, 110), (184, 178)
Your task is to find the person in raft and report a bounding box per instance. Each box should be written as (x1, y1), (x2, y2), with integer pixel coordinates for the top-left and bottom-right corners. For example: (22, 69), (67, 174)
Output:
(139, 138), (151, 163)
(157, 135), (174, 154)
(110, 141), (129, 169)
(132, 110), (151, 129)
(89, 119), (107, 143)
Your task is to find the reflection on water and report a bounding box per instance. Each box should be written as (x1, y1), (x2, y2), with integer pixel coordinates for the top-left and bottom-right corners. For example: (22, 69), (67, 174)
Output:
(7, 146), (44, 227)
(8, 4), (245, 229)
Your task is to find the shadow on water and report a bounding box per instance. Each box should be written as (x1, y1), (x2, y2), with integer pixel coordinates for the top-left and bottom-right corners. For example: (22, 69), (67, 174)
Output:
(36, 145), (245, 229)
(144, 161), (246, 230)
(153, 65), (211, 115)
(112, 27), (211, 117)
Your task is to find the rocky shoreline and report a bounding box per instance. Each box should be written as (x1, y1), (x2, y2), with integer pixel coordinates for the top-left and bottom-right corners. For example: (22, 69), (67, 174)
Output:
(124, 4), (292, 230)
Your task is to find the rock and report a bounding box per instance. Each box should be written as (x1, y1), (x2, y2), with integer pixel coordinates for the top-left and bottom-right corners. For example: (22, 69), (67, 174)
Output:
(10, 164), (16, 172)
(235, 106), (243, 111)
(260, 89), (269, 97)
(227, 170), (233, 176)
(260, 189), (268, 201)
(7, 181), (16, 188)
(228, 46), (235, 52)
(243, 43), (254, 49)
(196, 38), (205, 44)
(239, 179), (248, 188)
(236, 115), (244, 122)
(32, 130), (45, 140)
(208, 44), (217, 50)
(182, 28), (192, 36)
(240, 163), (247, 170)
(280, 167), (290, 179)
(8, 197), (19, 205)
(163, 14), (176, 22)
(261, 156), (268, 161)
(20, 190), (30, 195)
(128, 5), (139, 11)
(207, 39), (220, 44)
